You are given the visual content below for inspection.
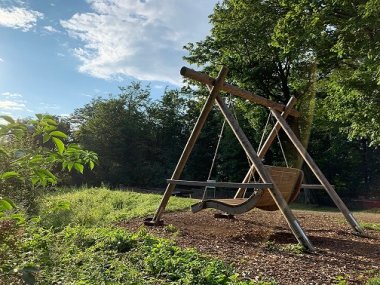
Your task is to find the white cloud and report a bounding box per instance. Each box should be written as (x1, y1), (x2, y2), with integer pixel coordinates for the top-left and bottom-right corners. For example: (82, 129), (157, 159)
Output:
(43, 25), (59, 33)
(0, 92), (27, 111)
(0, 100), (26, 110)
(1, 91), (23, 98)
(38, 102), (60, 110)
(0, 58), (4, 63)
(61, 0), (216, 84)
(0, 6), (43, 31)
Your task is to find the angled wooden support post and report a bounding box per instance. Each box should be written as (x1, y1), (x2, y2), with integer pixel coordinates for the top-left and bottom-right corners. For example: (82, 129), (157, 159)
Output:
(235, 96), (298, 198)
(215, 95), (315, 251)
(270, 109), (364, 234)
(148, 66), (229, 225)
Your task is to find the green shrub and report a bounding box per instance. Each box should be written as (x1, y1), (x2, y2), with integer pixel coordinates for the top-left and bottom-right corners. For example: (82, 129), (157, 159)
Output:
(1, 225), (271, 284)
(0, 115), (97, 212)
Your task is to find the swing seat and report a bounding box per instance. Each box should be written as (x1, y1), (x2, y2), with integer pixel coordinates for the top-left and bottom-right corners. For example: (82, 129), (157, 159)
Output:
(191, 166), (303, 214)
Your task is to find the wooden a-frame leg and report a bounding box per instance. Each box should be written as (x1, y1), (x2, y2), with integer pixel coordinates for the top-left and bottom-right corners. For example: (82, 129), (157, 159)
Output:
(215, 95), (315, 251)
(270, 109), (364, 234)
(148, 66), (229, 224)
(235, 96), (298, 198)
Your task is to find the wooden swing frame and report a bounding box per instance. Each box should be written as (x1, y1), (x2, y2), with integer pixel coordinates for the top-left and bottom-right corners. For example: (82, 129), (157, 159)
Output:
(147, 66), (364, 252)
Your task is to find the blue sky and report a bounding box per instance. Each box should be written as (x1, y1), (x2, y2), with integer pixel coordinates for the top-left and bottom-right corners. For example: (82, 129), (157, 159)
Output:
(0, 0), (217, 119)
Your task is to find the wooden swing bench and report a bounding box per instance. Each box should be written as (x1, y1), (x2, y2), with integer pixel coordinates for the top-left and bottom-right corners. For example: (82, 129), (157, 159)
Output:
(169, 166), (303, 215)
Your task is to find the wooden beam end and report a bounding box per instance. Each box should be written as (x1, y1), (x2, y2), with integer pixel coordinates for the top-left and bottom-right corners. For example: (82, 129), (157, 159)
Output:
(180, 66), (188, 76)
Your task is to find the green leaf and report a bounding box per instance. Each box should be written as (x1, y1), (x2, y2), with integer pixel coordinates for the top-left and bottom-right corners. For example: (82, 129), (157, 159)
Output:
(0, 198), (14, 211)
(44, 125), (57, 132)
(89, 160), (95, 170)
(42, 134), (51, 143)
(68, 144), (80, 149)
(45, 118), (58, 126)
(49, 130), (68, 139)
(74, 163), (84, 174)
(0, 171), (20, 180)
(34, 169), (57, 186)
(31, 177), (39, 186)
(29, 155), (43, 164)
(35, 169), (45, 180)
(67, 162), (74, 171)
(52, 137), (65, 154)
(10, 213), (26, 225)
(42, 169), (56, 180)
(0, 115), (15, 124)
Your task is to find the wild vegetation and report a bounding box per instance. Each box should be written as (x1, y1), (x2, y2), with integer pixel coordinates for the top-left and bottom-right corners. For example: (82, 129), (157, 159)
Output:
(1, 0), (379, 284)
(39, 187), (195, 229)
(1, 189), (275, 284)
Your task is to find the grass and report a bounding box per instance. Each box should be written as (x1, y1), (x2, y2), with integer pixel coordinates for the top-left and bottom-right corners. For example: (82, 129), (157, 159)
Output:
(361, 222), (380, 232)
(264, 240), (307, 255)
(39, 187), (195, 229)
(366, 276), (380, 285)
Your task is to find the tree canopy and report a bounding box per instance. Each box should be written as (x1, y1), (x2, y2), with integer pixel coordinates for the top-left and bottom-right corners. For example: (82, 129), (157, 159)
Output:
(184, 0), (380, 146)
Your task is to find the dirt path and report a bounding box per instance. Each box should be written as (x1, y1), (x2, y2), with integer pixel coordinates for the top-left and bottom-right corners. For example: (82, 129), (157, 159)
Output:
(122, 209), (380, 284)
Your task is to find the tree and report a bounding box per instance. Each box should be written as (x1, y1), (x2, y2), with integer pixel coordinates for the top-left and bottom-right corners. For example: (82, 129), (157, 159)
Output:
(272, 0), (380, 146)
(185, 0), (380, 142)
(72, 83), (153, 187)
(147, 89), (195, 184)
(184, 0), (380, 197)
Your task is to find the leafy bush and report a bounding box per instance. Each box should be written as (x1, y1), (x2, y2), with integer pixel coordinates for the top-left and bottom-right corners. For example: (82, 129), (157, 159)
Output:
(0, 114), (97, 211)
(1, 225), (271, 284)
(144, 239), (239, 284)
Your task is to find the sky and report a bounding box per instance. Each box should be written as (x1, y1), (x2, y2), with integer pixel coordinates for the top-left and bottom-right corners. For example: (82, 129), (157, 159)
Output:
(0, 0), (218, 119)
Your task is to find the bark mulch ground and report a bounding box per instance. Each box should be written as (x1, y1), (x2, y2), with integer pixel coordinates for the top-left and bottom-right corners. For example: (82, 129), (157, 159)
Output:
(121, 208), (380, 285)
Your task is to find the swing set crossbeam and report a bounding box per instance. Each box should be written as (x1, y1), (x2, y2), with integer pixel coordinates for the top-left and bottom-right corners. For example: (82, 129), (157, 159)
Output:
(167, 179), (273, 189)
(180, 67), (300, 117)
(301, 184), (333, 190)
